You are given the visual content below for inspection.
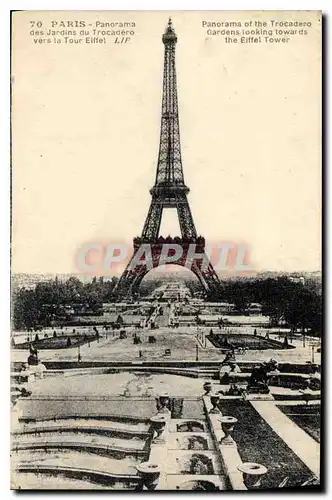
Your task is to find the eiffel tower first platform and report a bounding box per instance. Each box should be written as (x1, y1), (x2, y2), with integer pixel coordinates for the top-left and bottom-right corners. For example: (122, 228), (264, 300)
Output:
(113, 19), (222, 299)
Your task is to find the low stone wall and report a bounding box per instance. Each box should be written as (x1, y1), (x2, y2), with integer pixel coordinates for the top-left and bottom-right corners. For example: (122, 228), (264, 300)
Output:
(12, 360), (318, 374)
(224, 372), (320, 390)
(203, 396), (246, 490)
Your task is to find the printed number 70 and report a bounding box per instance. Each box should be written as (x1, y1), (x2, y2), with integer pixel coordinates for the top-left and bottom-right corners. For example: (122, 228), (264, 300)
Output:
(29, 21), (43, 28)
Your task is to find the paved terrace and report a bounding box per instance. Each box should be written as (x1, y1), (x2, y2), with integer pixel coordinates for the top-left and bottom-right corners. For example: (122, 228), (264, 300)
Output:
(12, 325), (320, 366)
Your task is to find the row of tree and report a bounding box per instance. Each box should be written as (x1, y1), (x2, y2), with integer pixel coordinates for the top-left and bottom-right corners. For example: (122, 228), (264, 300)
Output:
(12, 276), (118, 329)
(12, 275), (322, 336)
(186, 276), (322, 335)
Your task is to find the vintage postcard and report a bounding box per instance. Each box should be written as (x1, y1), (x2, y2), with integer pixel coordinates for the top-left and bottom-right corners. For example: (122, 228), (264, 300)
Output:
(11, 10), (322, 491)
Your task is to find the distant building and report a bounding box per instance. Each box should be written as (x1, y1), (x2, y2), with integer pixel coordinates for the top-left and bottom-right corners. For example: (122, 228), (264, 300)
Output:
(197, 315), (223, 326)
(218, 303), (236, 314)
(247, 303), (263, 315)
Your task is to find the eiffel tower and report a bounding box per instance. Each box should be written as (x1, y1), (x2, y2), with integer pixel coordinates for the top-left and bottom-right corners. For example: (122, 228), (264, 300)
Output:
(114, 19), (221, 299)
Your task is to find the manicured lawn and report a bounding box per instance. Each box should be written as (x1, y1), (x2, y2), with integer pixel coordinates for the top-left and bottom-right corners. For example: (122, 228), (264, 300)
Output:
(220, 400), (314, 489)
(13, 334), (99, 350)
(278, 404), (321, 443)
(63, 313), (143, 326)
(207, 333), (294, 350)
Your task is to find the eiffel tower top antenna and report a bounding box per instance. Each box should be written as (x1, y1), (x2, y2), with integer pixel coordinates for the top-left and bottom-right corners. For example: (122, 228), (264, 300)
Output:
(162, 16), (177, 44)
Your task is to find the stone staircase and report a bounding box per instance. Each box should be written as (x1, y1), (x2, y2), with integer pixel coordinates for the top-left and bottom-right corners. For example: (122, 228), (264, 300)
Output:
(11, 415), (151, 490)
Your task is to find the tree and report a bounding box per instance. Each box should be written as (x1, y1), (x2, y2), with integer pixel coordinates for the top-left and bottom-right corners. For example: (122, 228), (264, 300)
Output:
(13, 289), (40, 329)
(284, 288), (322, 335)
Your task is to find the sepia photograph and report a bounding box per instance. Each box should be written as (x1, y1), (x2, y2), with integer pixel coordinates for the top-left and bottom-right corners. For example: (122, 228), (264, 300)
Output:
(10, 10), (322, 491)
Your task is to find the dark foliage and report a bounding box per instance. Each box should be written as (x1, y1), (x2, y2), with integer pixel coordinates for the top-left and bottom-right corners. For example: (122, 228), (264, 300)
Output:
(187, 276), (322, 335)
(12, 276), (118, 330)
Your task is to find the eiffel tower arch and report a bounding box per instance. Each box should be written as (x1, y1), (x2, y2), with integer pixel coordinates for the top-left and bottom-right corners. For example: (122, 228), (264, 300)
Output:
(113, 19), (222, 299)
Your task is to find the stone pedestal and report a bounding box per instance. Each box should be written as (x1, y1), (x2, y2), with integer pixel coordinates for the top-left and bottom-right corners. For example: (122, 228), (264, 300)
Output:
(209, 394), (221, 414)
(203, 380), (212, 395)
(136, 462), (161, 490)
(238, 462), (267, 489)
(217, 416), (237, 445)
(150, 414), (169, 444)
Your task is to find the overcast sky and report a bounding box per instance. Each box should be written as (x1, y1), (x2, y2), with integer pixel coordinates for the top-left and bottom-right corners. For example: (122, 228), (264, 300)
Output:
(12, 11), (321, 274)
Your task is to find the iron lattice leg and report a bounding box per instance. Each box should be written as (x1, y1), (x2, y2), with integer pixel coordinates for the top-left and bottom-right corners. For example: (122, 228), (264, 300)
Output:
(191, 258), (222, 297)
(114, 262), (146, 299)
(176, 197), (197, 240)
(141, 199), (163, 241)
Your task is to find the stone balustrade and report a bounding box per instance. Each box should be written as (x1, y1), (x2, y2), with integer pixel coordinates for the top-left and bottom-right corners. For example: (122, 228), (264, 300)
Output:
(203, 395), (247, 490)
(136, 395), (171, 490)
